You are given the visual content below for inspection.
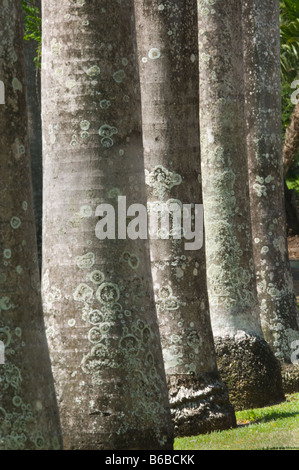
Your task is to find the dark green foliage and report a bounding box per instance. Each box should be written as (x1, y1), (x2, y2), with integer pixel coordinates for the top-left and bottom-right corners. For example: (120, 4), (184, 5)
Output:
(280, 0), (299, 81)
(22, 0), (41, 67)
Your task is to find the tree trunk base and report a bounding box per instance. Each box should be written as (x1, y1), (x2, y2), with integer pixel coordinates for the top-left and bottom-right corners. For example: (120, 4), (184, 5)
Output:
(167, 372), (237, 437)
(214, 332), (285, 411)
(281, 363), (299, 394)
(62, 428), (174, 451)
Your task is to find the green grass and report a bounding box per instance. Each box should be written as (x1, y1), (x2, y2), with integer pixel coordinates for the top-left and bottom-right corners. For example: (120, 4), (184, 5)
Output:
(174, 393), (299, 450)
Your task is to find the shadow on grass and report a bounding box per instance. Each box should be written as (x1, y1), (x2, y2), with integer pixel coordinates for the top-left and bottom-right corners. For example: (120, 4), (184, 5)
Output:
(237, 409), (299, 428)
(254, 410), (299, 424)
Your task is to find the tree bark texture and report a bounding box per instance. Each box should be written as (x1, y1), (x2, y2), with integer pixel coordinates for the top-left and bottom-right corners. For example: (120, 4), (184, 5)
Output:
(24, 0), (43, 270)
(243, 0), (299, 364)
(198, 0), (284, 410)
(134, 0), (236, 436)
(283, 99), (299, 177)
(0, 0), (62, 450)
(41, 0), (173, 450)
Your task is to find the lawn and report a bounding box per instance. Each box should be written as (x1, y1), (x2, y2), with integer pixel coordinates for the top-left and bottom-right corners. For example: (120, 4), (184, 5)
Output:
(174, 393), (299, 450)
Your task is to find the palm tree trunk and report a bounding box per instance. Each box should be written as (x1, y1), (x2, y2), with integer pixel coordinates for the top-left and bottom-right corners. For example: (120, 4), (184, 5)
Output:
(41, 0), (173, 450)
(198, 0), (284, 410)
(134, 0), (236, 436)
(23, 0), (42, 270)
(283, 99), (299, 177)
(0, 0), (62, 450)
(243, 0), (299, 367)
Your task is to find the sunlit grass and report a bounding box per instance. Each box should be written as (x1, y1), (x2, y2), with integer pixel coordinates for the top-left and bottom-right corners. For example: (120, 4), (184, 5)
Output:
(174, 393), (299, 450)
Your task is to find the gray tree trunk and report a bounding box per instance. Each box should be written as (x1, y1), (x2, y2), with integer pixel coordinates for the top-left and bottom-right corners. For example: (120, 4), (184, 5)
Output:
(198, 0), (284, 410)
(41, 0), (173, 450)
(283, 99), (299, 177)
(23, 0), (42, 270)
(243, 0), (299, 365)
(0, 0), (62, 450)
(134, 0), (236, 436)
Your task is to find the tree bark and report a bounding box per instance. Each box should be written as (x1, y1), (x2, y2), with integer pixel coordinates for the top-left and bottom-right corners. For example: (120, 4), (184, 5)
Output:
(285, 182), (299, 236)
(41, 0), (173, 450)
(134, 0), (236, 436)
(0, 0), (62, 450)
(283, 99), (299, 177)
(23, 0), (43, 270)
(198, 0), (284, 410)
(242, 0), (299, 365)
